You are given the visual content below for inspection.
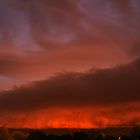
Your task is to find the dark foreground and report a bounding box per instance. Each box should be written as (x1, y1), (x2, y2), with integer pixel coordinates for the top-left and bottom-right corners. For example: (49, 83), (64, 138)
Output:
(1, 127), (140, 140)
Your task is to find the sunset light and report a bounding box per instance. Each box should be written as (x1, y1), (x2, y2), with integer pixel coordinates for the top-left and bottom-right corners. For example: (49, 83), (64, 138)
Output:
(0, 0), (140, 132)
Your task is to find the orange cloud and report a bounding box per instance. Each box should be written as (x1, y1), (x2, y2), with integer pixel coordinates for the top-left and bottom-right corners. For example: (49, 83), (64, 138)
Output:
(1, 106), (140, 129)
(0, 59), (140, 128)
(0, 0), (140, 128)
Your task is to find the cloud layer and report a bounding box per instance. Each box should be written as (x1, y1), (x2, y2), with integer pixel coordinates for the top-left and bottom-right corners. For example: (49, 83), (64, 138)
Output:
(0, 0), (140, 89)
(0, 58), (140, 128)
(0, 0), (140, 128)
(0, 58), (140, 111)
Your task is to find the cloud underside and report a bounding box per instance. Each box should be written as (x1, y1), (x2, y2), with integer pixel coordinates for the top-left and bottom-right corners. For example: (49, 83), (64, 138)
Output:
(0, 58), (140, 128)
(0, 58), (140, 112)
(0, 0), (140, 128)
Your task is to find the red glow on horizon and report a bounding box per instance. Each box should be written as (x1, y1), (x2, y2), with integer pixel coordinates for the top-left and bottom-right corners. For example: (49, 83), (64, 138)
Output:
(1, 107), (140, 129)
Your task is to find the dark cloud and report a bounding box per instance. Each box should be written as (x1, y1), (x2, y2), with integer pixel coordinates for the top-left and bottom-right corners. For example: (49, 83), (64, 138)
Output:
(0, 0), (140, 49)
(0, 0), (140, 128)
(0, 58), (140, 113)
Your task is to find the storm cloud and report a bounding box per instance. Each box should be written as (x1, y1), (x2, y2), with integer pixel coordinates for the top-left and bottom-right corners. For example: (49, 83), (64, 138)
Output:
(0, 58), (140, 113)
(0, 0), (140, 128)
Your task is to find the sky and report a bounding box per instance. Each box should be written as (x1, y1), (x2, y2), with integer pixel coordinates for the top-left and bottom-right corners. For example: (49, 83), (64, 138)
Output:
(0, 0), (140, 128)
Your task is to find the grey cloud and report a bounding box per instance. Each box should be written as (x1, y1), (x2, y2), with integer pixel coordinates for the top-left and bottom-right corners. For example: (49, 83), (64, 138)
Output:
(0, 0), (139, 50)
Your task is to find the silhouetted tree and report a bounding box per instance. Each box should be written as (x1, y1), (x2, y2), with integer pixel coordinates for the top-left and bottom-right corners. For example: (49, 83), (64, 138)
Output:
(0, 128), (12, 140)
(73, 132), (89, 140)
(118, 135), (130, 140)
(129, 126), (140, 140)
(26, 131), (47, 140)
(60, 134), (73, 140)
(88, 130), (104, 140)
(12, 131), (26, 140)
(104, 135), (116, 140)
(47, 134), (60, 140)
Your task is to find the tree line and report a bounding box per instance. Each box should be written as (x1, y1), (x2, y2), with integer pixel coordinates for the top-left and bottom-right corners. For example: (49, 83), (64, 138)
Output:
(0, 127), (140, 140)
